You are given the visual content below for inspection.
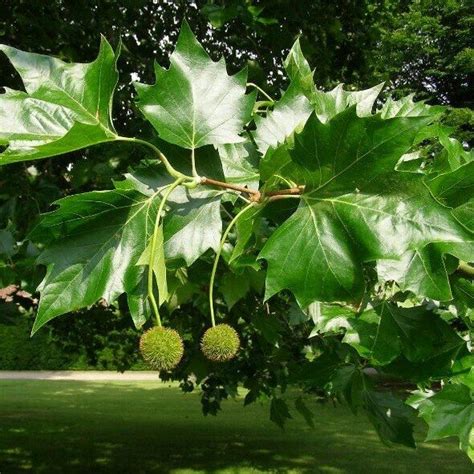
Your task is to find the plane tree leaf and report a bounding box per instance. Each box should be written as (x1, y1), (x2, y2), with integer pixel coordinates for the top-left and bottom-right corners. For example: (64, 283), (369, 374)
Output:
(0, 24), (473, 459)
(432, 131), (473, 174)
(428, 161), (474, 209)
(134, 21), (255, 150)
(283, 39), (315, 97)
(408, 384), (474, 461)
(370, 304), (464, 366)
(137, 228), (169, 305)
(253, 40), (313, 155)
(29, 189), (158, 333)
(376, 159), (474, 300)
(253, 83), (312, 155)
(217, 142), (260, 191)
(379, 94), (444, 119)
(311, 83), (384, 123)
(364, 389), (417, 448)
(0, 37), (120, 164)
(376, 242), (473, 302)
(163, 186), (223, 266)
(270, 397), (292, 429)
(29, 167), (225, 330)
(259, 107), (472, 306)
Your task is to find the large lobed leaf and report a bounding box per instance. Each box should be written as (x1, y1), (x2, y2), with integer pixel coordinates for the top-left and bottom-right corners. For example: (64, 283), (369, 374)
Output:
(0, 37), (120, 164)
(30, 189), (157, 333)
(259, 105), (473, 305)
(134, 21), (255, 150)
(377, 137), (474, 300)
(408, 384), (474, 461)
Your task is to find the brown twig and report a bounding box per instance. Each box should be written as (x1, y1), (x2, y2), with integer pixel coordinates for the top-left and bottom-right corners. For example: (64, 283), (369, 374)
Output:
(265, 186), (305, 196)
(199, 178), (306, 203)
(266, 194), (302, 202)
(200, 177), (260, 196)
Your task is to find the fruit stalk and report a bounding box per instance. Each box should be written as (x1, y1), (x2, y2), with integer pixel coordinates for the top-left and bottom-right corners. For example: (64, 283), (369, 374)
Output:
(148, 177), (185, 325)
(209, 202), (256, 327)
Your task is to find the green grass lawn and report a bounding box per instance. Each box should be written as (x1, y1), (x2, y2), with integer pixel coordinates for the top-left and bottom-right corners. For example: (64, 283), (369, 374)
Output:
(0, 380), (470, 473)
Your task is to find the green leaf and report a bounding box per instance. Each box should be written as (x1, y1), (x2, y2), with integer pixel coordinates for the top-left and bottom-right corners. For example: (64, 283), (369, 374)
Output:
(312, 83), (384, 123)
(329, 366), (416, 447)
(408, 384), (474, 461)
(314, 303), (464, 367)
(127, 268), (152, 329)
(452, 276), (474, 313)
(376, 244), (459, 302)
(253, 40), (315, 155)
(433, 131), (473, 173)
(217, 142), (260, 191)
(219, 272), (250, 309)
(135, 21), (255, 150)
(229, 205), (262, 263)
(379, 94), (444, 119)
(163, 186), (223, 266)
(341, 311), (380, 359)
(451, 354), (474, 387)
(252, 313), (282, 345)
(370, 304), (464, 366)
(0, 37), (120, 164)
(288, 305), (311, 327)
(270, 397), (292, 429)
(137, 226), (168, 305)
(294, 396), (315, 429)
(309, 303), (361, 336)
(253, 83), (312, 155)
(30, 189), (157, 333)
(364, 390), (416, 448)
(377, 159), (474, 301)
(0, 229), (15, 257)
(283, 39), (315, 97)
(454, 201), (474, 231)
(259, 107), (472, 305)
(428, 161), (474, 208)
(200, 4), (240, 28)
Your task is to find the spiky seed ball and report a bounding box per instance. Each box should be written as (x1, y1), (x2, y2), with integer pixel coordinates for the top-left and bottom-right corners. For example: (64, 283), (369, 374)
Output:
(139, 326), (184, 371)
(201, 324), (240, 362)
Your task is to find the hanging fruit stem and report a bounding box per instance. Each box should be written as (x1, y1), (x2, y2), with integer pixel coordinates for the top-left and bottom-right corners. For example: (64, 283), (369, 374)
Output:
(247, 82), (275, 103)
(209, 202), (256, 327)
(148, 177), (186, 326)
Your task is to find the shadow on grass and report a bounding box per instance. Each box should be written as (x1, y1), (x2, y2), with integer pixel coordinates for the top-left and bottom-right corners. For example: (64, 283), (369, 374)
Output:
(0, 380), (470, 473)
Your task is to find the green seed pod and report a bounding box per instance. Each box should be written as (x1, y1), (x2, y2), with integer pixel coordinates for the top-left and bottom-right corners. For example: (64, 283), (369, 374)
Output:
(201, 324), (240, 362)
(139, 326), (184, 371)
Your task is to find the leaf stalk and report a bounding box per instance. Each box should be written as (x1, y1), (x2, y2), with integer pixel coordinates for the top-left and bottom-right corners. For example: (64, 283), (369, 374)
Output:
(200, 176), (261, 198)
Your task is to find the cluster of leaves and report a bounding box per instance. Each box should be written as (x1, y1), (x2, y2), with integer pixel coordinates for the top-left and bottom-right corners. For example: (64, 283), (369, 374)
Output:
(0, 21), (472, 460)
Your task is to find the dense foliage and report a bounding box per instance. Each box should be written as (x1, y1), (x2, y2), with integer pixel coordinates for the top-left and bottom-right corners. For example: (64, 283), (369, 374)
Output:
(0, 3), (472, 462)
